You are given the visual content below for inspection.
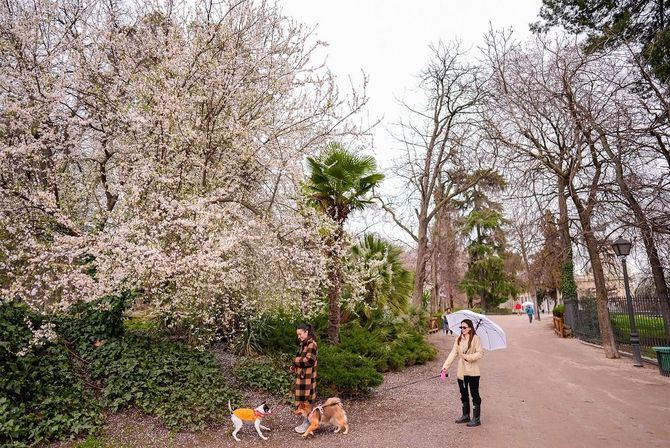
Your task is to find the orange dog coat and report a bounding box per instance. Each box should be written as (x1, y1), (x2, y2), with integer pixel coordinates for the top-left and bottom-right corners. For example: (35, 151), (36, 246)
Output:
(233, 409), (264, 422)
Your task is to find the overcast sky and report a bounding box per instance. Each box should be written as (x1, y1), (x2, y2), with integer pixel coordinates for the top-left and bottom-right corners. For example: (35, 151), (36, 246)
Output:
(279, 0), (543, 243)
(280, 0), (542, 148)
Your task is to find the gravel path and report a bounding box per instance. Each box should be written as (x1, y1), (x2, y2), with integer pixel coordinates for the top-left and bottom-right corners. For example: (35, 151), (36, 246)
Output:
(68, 333), (470, 448)
(58, 314), (670, 447)
(471, 315), (670, 448)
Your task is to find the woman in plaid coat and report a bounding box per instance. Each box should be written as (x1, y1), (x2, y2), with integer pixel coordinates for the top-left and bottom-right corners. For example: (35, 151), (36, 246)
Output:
(292, 323), (317, 434)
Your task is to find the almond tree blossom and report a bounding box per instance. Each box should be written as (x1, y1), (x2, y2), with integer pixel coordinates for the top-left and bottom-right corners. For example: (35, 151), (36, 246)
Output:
(0, 0), (368, 345)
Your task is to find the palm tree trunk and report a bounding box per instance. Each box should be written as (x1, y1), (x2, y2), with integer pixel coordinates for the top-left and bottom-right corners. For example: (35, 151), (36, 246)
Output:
(326, 228), (344, 344)
(327, 260), (342, 344)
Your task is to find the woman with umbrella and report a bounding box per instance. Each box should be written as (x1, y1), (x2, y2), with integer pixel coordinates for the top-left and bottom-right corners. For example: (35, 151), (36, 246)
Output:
(440, 318), (484, 427)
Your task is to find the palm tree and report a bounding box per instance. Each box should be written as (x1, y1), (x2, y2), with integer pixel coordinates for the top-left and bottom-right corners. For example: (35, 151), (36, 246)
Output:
(350, 234), (412, 322)
(303, 143), (384, 343)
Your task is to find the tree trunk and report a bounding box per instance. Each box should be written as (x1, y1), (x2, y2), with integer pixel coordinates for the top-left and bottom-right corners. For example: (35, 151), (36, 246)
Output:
(582, 228), (619, 358)
(300, 291), (309, 316)
(430, 219), (439, 313)
(433, 199), (462, 311)
(480, 293), (488, 311)
(326, 228), (344, 344)
(431, 244), (440, 313)
(557, 177), (578, 328)
(431, 196), (458, 313)
(612, 157), (670, 344)
(327, 261), (342, 344)
(412, 212), (430, 307)
(570, 192), (619, 359)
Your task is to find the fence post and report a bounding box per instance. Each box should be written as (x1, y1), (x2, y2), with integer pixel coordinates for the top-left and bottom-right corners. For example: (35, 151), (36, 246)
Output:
(621, 259), (643, 367)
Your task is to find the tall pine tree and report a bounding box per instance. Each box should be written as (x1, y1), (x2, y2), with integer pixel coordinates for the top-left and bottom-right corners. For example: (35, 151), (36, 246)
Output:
(458, 172), (519, 310)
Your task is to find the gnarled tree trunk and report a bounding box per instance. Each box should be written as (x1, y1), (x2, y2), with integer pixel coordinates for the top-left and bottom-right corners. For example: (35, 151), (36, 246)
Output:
(569, 187), (619, 359)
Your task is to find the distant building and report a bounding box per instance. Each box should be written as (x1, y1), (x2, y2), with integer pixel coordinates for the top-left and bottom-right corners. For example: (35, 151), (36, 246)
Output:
(574, 274), (626, 299)
(498, 273), (627, 314)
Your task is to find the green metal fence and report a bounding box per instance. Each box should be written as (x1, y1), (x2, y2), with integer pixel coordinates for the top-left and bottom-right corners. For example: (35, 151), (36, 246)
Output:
(573, 296), (669, 359)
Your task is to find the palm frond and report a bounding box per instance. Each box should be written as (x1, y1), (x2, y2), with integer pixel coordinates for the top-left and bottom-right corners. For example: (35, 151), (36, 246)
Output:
(303, 143), (384, 223)
(348, 233), (412, 319)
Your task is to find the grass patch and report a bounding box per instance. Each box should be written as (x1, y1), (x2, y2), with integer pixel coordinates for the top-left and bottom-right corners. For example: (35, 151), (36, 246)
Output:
(610, 314), (665, 335)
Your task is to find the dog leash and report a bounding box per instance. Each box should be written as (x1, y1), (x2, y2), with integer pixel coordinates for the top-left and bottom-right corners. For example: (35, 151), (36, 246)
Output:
(375, 373), (442, 392)
(268, 402), (291, 414)
(271, 400), (340, 414)
(267, 375), (442, 411)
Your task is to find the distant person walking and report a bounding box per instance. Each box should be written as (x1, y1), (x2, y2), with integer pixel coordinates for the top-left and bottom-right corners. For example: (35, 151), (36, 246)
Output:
(441, 318), (484, 427)
(525, 305), (534, 323)
(514, 302), (522, 316)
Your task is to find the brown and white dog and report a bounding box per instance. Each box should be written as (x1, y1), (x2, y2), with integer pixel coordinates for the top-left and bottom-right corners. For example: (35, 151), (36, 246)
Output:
(228, 400), (271, 442)
(294, 397), (349, 437)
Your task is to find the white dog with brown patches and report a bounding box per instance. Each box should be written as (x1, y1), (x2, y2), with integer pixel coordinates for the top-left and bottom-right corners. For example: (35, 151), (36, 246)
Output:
(228, 400), (271, 442)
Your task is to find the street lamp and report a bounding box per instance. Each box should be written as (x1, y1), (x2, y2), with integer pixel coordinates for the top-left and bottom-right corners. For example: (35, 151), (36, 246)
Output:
(611, 237), (643, 367)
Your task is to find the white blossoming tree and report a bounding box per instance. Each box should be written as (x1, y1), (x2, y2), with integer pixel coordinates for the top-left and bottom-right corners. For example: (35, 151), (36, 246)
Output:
(0, 0), (368, 345)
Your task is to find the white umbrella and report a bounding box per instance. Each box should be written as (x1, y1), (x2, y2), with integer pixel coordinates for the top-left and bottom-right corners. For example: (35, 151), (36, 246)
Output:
(521, 301), (534, 307)
(446, 310), (507, 351)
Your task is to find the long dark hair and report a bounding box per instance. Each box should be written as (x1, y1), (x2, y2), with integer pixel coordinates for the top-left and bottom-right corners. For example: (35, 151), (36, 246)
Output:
(457, 319), (477, 353)
(297, 323), (316, 342)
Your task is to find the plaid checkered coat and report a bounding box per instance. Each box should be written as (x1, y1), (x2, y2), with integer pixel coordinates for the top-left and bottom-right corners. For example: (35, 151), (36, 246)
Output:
(293, 338), (317, 405)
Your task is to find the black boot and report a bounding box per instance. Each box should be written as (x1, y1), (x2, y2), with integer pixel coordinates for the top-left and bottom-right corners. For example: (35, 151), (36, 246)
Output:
(467, 405), (481, 427)
(455, 404), (470, 423)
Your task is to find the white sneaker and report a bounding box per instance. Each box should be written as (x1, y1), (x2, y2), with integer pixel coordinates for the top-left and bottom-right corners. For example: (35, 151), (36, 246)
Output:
(294, 420), (310, 434)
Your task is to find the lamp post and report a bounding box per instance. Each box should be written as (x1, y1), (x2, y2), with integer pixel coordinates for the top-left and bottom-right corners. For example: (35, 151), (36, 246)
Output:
(611, 237), (644, 367)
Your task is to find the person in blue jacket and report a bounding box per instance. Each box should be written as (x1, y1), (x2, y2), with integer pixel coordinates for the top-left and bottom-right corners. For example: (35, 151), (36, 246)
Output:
(525, 305), (534, 323)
